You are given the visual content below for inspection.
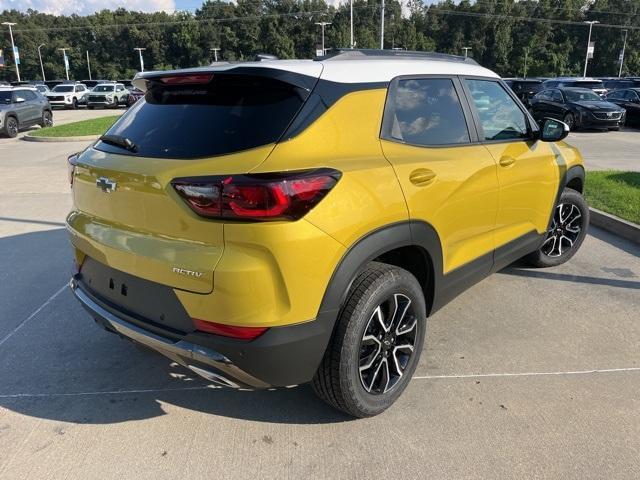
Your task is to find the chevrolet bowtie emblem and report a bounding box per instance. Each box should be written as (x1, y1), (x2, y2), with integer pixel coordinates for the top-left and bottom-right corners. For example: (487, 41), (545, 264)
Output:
(96, 177), (117, 193)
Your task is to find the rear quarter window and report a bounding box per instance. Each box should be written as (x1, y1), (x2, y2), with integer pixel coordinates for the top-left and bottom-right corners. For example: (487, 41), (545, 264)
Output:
(95, 74), (307, 159)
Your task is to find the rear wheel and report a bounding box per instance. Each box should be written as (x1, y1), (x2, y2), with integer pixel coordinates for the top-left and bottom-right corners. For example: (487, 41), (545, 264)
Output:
(40, 110), (53, 128)
(312, 262), (426, 418)
(563, 113), (576, 131)
(4, 116), (19, 138)
(525, 189), (589, 268)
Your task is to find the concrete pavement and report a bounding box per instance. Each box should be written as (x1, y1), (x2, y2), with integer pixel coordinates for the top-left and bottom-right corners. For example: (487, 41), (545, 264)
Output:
(0, 128), (639, 480)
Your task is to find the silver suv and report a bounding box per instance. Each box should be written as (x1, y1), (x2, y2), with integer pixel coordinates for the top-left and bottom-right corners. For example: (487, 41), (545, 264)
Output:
(0, 87), (53, 138)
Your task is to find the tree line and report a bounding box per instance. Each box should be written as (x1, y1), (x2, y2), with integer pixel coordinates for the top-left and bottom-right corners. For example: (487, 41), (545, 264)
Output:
(1, 0), (639, 82)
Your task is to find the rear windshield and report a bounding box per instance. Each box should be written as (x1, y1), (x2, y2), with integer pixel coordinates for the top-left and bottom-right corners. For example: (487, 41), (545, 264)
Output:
(96, 74), (306, 159)
(567, 81), (604, 89)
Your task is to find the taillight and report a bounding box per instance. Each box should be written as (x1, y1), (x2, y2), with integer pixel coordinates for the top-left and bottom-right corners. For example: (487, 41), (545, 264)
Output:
(68, 153), (78, 187)
(192, 319), (268, 340)
(158, 73), (214, 85)
(172, 168), (341, 221)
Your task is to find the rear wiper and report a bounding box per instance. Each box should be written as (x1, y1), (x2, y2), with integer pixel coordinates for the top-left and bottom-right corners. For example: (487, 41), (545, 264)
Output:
(99, 134), (138, 152)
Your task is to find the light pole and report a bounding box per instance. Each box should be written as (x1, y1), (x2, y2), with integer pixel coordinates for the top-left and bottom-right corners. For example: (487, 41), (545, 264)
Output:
(350, 0), (354, 49)
(86, 50), (92, 80)
(58, 48), (70, 81)
(314, 22), (331, 55)
(523, 47), (529, 78)
(462, 46), (471, 58)
(619, 29), (628, 78)
(2, 22), (20, 82)
(38, 43), (46, 81)
(210, 47), (221, 62)
(134, 47), (146, 72)
(380, 0), (385, 49)
(583, 21), (599, 78)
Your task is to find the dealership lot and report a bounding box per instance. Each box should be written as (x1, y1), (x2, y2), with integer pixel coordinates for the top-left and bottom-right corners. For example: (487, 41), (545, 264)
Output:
(0, 117), (639, 479)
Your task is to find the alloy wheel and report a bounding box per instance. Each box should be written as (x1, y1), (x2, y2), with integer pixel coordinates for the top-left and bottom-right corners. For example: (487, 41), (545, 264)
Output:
(359, 293), (418, 395)
(43, 111), (53, 127)
(541, 203), (582, 258)
(6, 117), (18, 137)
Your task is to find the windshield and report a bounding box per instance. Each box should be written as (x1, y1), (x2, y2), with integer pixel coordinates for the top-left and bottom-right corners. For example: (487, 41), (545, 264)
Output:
(564, 89), (602, 102)
(35, 85), (47, 92)
(0, 91), (12, 104)
(93, 85), (115, 92)
(52, 85), (74, 92)
(96, 74), (306, 159)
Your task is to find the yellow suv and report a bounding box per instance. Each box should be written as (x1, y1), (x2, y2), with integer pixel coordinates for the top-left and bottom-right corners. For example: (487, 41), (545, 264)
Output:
(68, 50), (588, 417)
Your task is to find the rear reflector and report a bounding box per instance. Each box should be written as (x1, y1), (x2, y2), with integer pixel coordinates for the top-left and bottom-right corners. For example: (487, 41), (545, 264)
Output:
(192, 319), (268, 340)
(172, 168), (341, 221)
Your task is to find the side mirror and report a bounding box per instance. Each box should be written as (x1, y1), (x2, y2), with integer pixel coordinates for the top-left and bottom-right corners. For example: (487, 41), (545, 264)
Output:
(540, 118), (569, 142)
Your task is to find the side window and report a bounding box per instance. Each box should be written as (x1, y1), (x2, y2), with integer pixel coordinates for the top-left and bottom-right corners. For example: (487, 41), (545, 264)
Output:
(551, 90), (564, 103)
(465, 79), (528, 141)
(383, 78), (470, 146)
(13, 91), (26, 103)
(624, 90), (639, 102)
(607, 91), (622, 100)
(22, 90), (37, 101)
(535, 90), (549, 100)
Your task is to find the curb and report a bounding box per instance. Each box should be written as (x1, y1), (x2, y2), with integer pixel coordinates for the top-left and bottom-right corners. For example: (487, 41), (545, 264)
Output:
(22, 134), (99, 143)
(589, 207), (640, 245)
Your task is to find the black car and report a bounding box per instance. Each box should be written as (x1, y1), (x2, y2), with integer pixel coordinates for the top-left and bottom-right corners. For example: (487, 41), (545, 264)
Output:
(503, 78), (543, 107)
(530, 87), (626, 131)
(606, 88), (640, 127)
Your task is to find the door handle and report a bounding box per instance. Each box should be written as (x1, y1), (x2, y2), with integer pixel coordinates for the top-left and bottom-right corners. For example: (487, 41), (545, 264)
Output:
(499, 156), (516, 167)
(409, 169), (437, 186)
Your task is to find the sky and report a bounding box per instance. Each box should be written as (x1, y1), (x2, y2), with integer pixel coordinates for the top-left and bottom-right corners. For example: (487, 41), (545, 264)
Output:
(0, 0), (358, 15)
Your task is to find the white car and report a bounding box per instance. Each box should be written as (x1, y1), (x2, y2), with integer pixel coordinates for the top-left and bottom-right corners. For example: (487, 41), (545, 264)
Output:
(45, 83), (89, 109)
(87, 83), (130, 109)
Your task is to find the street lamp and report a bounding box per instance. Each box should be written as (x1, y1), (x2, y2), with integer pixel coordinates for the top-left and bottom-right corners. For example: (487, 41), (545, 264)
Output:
(619, 29), (628, 78)
(380, 0), (385, 49)
(462, 46), (471, 58)
(38, 43), (46, 81)
(2, 22), (20, 82)
(583, 21), (599, 78)
(134, 47), (146, 72)
(314, 22), (331, 56)
(210, 47), (221, 62)
(58, 48), (70, 81)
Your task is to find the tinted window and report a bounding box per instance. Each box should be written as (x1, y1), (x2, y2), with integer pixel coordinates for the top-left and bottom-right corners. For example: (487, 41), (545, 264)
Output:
(21, 90), (37, 101)
(550, 90), (563, 102)
(564, 89), (601, 102)
(465, 79), (528, 141)
(0, 91), (12, 103)
(384, 78), (470, 146)
(94, 85), (115, 92)
(53, 85), (73, 92)
(624, 90), (639, 101)
(96, 74), (306, 159)
(607, 91), (624, 100)
(568, 81), (604, 90)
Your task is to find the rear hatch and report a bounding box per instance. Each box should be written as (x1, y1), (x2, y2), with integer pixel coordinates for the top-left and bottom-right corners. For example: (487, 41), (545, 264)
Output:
(68, 65), (322, 294)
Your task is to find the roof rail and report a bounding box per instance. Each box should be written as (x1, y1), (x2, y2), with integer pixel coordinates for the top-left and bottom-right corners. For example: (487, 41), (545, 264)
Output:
(317, 48), (479, 65)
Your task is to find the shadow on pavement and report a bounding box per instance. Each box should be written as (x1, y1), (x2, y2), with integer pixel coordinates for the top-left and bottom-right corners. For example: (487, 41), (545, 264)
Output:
(0, 228), (351, 425)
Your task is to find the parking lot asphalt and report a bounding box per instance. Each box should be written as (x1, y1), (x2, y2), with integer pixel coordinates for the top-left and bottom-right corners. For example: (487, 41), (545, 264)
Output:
(0, 115), (639, 479)
(568, 127), (640, 171)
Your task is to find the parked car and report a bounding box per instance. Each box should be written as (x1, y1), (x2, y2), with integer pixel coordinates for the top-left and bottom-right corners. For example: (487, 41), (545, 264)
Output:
(117, 79), (133, 89)
(126, 86), (144, 107)
(0, 87), (53, 137)
(81, 79), (111, 89)
(606, 88), (640, 127)
(87, 83), (129, 109)
(599, 78), (640, 91)
(542, 77), (607, 96)
(45, 82), (89, 109)
(29, 83), (50, 94)
(67, 50), (588, 418)
(530, 87), (625, 131)
(503, 78), (543, 107)
(44, 80), (65, 90)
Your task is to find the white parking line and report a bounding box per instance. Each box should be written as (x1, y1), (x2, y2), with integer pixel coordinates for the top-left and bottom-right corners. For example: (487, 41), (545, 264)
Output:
(0, 284), (67, 348)
(413, 367), (640, 380)
(1, 367), (640, 399)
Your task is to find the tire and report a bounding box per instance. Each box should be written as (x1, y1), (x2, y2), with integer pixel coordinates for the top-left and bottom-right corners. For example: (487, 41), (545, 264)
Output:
(40, 110), (53, 128)
(3, 116), (19, 138)
(525, 188), (589, 268)
(609, 127), (620, 131)
(563, 113), (576, 131)
(87, 105), (94, 110)
(71, 98), (78, 110)
(312, 262), (426, 418)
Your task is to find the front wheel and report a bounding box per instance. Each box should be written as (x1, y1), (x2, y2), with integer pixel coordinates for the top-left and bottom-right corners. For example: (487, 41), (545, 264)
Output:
(563, 113), (576, 131)
(312, 262), (426, 418)
(3, 116), (19, 137)
(525, 188), (589, 268)
(40, 110), (53, 128)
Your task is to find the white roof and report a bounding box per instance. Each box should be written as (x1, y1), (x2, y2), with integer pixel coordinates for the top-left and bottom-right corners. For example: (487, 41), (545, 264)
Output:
(135, 54), (499, 91)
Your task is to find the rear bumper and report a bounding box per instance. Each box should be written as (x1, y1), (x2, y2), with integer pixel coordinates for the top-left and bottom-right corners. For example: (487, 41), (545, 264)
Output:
(70, 274), (335, 389)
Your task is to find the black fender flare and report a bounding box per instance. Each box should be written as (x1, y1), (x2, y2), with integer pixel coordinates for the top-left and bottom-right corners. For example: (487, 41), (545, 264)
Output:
(564, 164), (585, 192)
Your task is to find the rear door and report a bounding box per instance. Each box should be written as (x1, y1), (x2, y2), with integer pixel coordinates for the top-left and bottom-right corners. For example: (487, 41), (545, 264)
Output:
(380, 76), (500, 274)
(69, 70), (318, 293)
(623, 90), (640, 125)
(462, 78), (558, 256)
